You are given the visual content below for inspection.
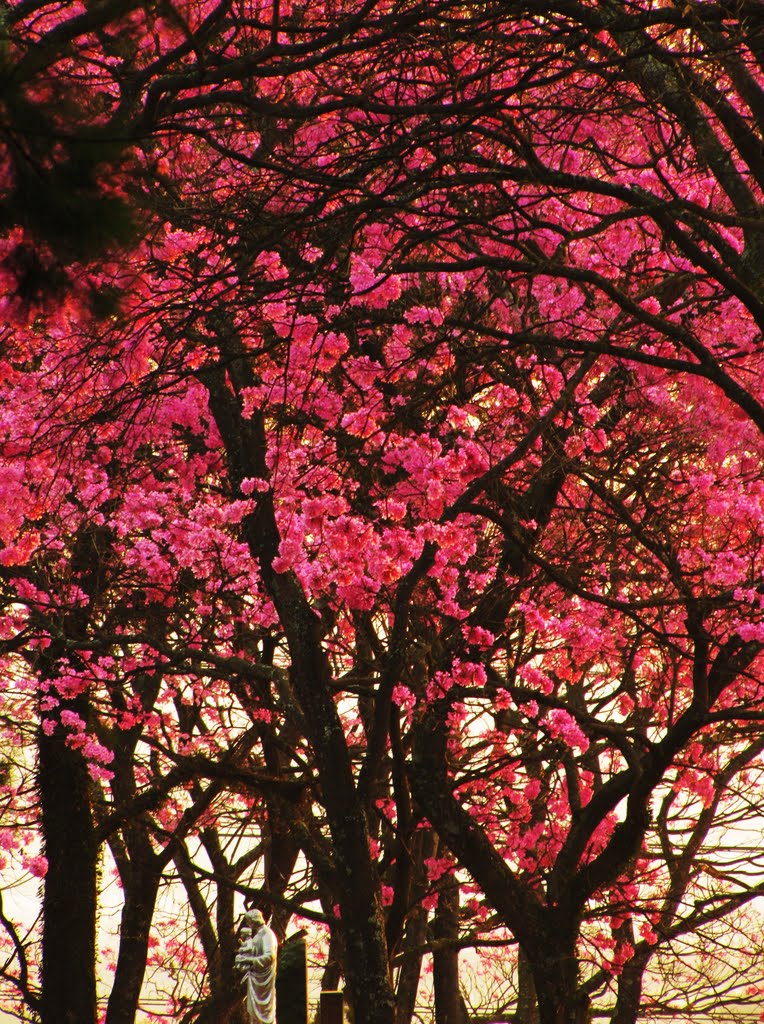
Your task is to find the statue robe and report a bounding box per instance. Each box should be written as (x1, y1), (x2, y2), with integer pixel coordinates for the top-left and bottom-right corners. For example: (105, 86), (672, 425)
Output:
(235, 925), (278, 1023)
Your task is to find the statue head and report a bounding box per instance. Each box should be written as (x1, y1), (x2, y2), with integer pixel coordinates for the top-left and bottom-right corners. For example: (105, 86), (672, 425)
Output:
(244, 908), (265, 930)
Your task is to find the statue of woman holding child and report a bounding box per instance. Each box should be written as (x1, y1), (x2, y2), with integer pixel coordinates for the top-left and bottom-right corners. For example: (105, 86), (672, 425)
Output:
(234, 908), (278, 1024)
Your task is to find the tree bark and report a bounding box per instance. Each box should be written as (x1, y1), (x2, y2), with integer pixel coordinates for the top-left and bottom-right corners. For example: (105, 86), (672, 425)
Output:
(105, 859), (162, 1024)
(37, 524), (112, 1024)
(432, 875), (467, 1024)
(611, 949), (650, 1024)
(38, 705), (98, 1024)
(395, 828), (438, 1024)
(526, 937), (590, 1024)
(516, 947), (539, 1024)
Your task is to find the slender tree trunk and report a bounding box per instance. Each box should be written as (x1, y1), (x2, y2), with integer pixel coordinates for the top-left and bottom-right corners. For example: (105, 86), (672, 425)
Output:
(394, 910), (428, 1024)
(39, 703), (98, 1024)
(321, 930), (344, 988)
(516, 947), (540, 1024)
(205, 367), (396, 1024)
(611, 949), (650, 1024)
(105, 860), (162, 1024)
(264, 805), (301, 941)
(395, 829), (438, 1024)
(282, 623), (394, 1024)
(432, 875), (467, 1024)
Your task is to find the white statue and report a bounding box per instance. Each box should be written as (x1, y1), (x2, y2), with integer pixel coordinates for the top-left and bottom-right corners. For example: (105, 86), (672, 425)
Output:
(234, 909), (278, 1024)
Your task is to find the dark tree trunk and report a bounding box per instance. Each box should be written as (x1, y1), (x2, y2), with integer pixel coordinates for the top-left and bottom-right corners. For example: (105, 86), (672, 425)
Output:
(105, 860), (162, 1024)
(38, 703), (98, 1024)
(264, 800), (302, 941)
(282, 620), (394, 1024)
(35, 522), (113, 1024)
(395, 828), (438, 1024)
(394, 908), (428, 1024)
(432, 875), (467, 1024)
(204, 366), (396, 1024)
(611, 948), (650, 1024)
(528, 938), (590, 1024)
(310, 932), (343, 1024)
(516, 947), (540, 1024)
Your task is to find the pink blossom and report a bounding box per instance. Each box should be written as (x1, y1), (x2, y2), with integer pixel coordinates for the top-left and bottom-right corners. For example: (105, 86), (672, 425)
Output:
(240, 477), (270, 495)
(425, 857), (454, 882)
(82, 738), (115, 764)
(639, 296), (661, 315)
(545, 709), (589, 752)
(60, 710), (86, 732)
(24, 854), (48, 878)
(391, 684), (415, 711)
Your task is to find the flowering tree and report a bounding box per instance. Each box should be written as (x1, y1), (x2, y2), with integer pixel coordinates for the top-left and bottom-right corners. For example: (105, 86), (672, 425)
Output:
(2, 3), (764, 1024)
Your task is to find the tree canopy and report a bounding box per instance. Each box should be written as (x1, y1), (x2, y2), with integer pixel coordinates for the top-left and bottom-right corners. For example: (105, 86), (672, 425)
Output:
(2, 3), (764, 1024)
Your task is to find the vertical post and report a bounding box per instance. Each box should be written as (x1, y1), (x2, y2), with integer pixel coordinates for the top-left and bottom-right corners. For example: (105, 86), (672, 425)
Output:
(276, 935), (308, 1024)
(320, 989), (344, 1024)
